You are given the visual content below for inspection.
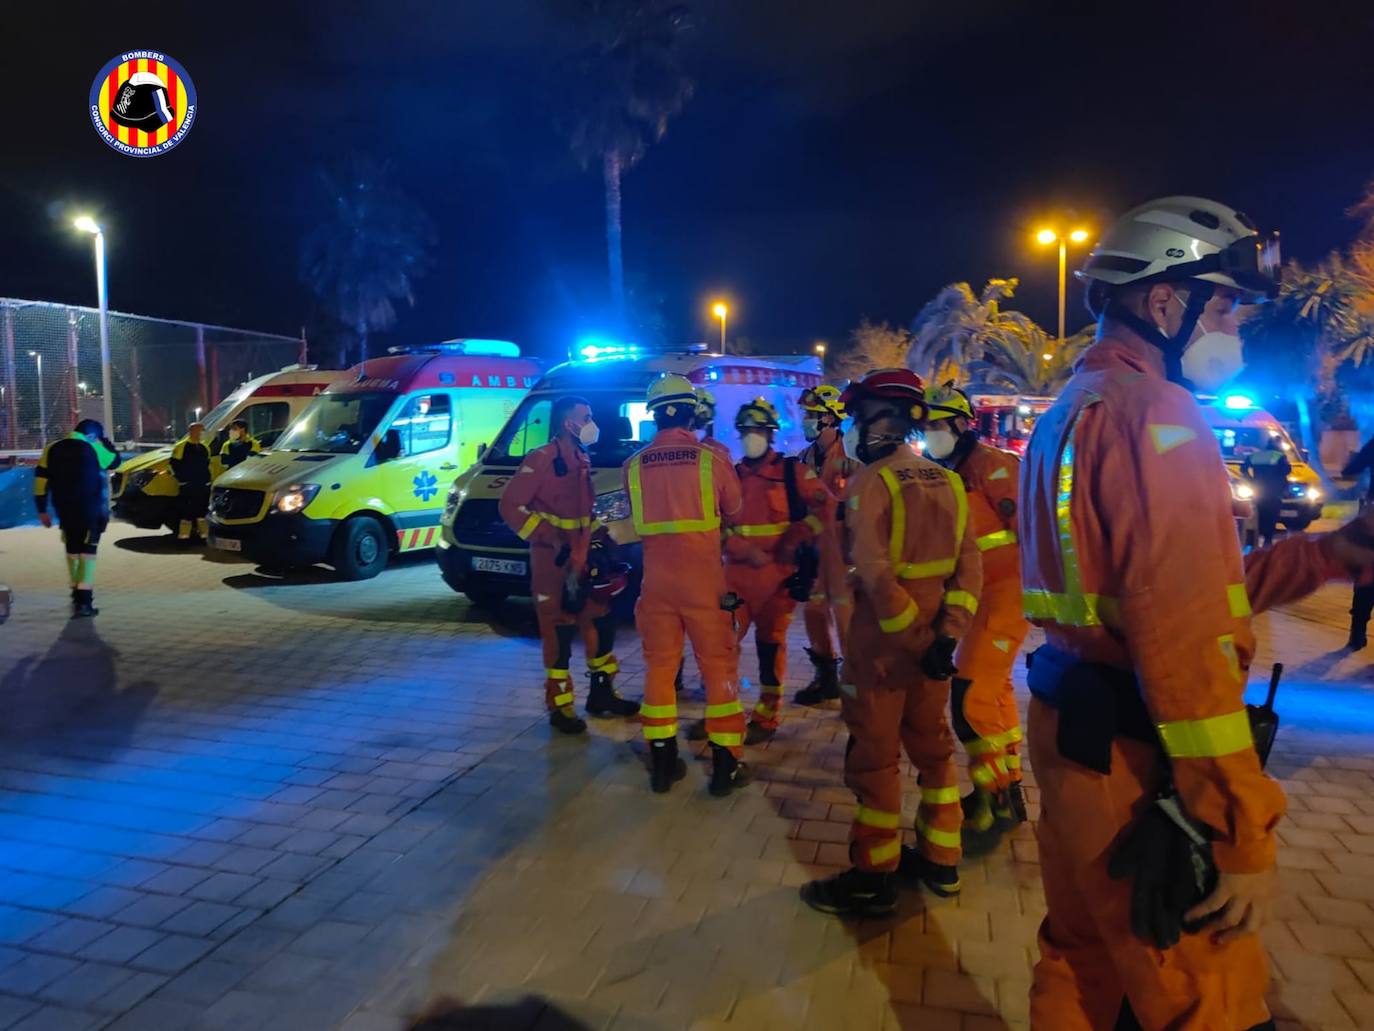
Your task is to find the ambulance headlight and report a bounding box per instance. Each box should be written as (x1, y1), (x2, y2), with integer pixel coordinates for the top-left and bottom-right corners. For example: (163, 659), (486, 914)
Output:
(445, 484), (467, 515)
(1233, 483), (1255, 501)
(592, 489), (632, 524)
(274, 484), (321, 514)
(1306, 486), (1322, 502)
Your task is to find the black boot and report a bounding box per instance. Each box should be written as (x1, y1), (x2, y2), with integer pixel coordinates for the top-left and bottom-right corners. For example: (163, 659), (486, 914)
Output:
(585, 671), (639, 718)
(898, 846), (961, 897)
(548, 708), (587, 736)
(649, 738), (686, 794)
(709, 745), (752, 797)
(800, 868), (897, 917)
(71, 589), (98, 619)
(794, 648), (840, 705)
(1006, 781), (1028, 824)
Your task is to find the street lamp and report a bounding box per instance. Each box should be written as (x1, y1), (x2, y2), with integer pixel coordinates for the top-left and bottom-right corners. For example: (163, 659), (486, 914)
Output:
(711, 302), (728, 353)
(1034, 225), (1092, 344)
(73, 216), (114, 437)
(28, 351), (45, 447)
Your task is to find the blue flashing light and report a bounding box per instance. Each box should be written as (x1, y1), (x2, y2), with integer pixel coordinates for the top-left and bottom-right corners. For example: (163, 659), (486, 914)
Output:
(577, 338), (640, 362)
(1222, 393), (1255, 411)
(705, 366), (720, 382)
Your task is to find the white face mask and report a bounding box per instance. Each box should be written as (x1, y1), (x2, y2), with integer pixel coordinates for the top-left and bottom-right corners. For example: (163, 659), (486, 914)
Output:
(842, 423), (862, 461)
(923, 427), (958, 460)
(742, 432), (769, 460)
(578, 420), (600, 447)
(802, 416), (821, 441)
(1182, 329), (1246, 393)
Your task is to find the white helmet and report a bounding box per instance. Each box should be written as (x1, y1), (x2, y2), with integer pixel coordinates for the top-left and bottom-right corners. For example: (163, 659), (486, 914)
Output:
(1078, 196), (1280, 304)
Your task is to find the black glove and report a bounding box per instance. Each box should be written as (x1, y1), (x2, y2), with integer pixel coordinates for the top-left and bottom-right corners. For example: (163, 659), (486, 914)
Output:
(1107, 793), (1217, 949)
(919, 635), (958, 680)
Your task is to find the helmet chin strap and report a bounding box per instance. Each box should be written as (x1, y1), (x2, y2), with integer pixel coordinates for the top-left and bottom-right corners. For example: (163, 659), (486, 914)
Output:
(1105, 282), (1215, 385)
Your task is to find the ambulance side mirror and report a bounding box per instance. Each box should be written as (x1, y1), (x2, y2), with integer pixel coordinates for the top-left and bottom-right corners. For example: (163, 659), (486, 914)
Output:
(476, 442), (488, 460)
(376, 429), (403, 463)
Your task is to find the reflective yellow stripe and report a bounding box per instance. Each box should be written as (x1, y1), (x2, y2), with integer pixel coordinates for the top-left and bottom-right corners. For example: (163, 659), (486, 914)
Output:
(1006, 753), (1022, 770)
(896, 557), (956, 579)
(552, 692), (574, 707)
(1023, 589), (1121, 628)
(704, 700), (743, 718)
(965, 738), (1002, 757)
(920, 785), (962, 806)
(916, 815), (961, 849)
(639, 702), (678, 719)
(879, 599), (919, 633)
(879, 466), (906, 570)
(1156, 710), (1255, 759)
(976, 529), (1018, 551)
(868, 839), (902, 866)
(708, 731), (743, 747)
(533, 512), (592, 531)
(628, 452), (720, 535)
(1227, 583), (1252, 619)
(727, 522), (791, 537)
(643, 723), (678, 740)
(546, 668), (571, 681)
(944, 590), (978, 615)
(970, 765), (998, 787)
(804, 514), (824, 534)
(517, 512), (543, 540)
(944, 467), (969, 549)
(588, 653), (616, 671)
(1005, 725), (1023, 745)
(757, 684), (783, 697)
(856, 805), (901, 830)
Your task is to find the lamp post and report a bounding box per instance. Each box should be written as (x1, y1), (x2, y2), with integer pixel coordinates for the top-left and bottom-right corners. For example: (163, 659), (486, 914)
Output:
(712, 302), (728, 353)
(28, 351), (45, 447)
(73, 216), (114, 437)
(1034, 226), (1091, 343)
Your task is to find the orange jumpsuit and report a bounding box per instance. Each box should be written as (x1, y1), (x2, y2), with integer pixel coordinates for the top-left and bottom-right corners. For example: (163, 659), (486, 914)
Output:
(1021, 331), (1343, 1030)
(499, 438), (611, 712)
(723, 450), (831, 730)
(843, 448), (982, 871)
(625, 428), (746, 754)
(948, 441), (1029, 795)
(797, 429), (859, 658)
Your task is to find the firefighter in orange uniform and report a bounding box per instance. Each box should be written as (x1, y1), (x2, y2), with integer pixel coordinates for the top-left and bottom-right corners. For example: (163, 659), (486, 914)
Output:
(500, 395), (639, 735)
(1021, 196), (1374, 1030)
(693, 387), (733, 464)
(626, 374), (747, 795)
(794, 384), (859, 705)
(802, 369), (982, 917)
(716, 398), (830, 743)
(920, 383), (1030, 853)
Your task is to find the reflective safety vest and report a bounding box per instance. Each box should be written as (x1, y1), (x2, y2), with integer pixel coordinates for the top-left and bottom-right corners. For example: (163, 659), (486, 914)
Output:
(875, 461), (978, 621)
(627, 449), (720, 536)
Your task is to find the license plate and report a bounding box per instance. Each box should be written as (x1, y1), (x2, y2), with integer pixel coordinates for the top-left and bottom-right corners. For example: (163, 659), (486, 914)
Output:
(472, 556), (525, 576)
(1279, 508), (1299, 519)
(210, 536), (241, 552)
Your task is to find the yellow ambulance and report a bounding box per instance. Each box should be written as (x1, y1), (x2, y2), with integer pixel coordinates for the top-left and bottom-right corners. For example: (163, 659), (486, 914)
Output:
(1202, 393), (1323, 531)
(112, 365), (347, 530)
(207, 342), (540, 579)
(436, 343), (823, 606)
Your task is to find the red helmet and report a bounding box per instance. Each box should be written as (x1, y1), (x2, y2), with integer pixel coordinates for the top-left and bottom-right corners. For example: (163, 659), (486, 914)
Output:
(839, 368), (926, 415)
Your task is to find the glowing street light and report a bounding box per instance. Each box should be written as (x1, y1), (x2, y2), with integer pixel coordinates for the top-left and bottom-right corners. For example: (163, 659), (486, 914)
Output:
(712, 302), (728, 353)
(73, 215), (114, 436)
(814, 341), (827, 358)
(1034, 225), (1093, 344)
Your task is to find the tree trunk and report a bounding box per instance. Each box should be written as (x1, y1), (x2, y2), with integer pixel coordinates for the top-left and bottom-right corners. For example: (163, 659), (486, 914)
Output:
(604, 150), (626, 329)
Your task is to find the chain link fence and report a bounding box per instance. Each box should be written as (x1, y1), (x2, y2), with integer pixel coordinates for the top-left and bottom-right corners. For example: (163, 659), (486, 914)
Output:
(0, 299), (305, 449)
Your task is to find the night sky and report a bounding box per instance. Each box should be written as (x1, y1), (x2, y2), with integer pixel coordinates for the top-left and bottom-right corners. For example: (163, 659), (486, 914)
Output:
(6, 1), (1374, 364)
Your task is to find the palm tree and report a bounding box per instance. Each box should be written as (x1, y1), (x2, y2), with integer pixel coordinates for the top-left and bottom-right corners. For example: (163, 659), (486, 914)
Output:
(967, 325), (1094, 395)
(562, 0), (694, 327)
(909, 279), (1023, 384)
(299, 155), (436, 365)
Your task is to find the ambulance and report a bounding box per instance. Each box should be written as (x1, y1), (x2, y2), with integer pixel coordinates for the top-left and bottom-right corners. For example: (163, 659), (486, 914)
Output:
(437, 343), (823, 606)
(968, 393), (1055, 456)
(1202, 393), (1323, 531)
(112, 364), (347, 531)
(206, 341), (540, 579)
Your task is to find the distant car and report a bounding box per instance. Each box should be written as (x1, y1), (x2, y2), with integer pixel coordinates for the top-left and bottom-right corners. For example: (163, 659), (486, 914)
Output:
(1201, 395), (1323, 531)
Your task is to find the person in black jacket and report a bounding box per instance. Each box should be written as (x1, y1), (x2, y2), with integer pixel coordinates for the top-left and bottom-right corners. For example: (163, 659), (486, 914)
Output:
(219, 419), (260, 470)
(33, 419), (121, 617)
(1343, 435), (1374, 649)
(170, 422), (212, 543)
(1241, 433), (1292, 547)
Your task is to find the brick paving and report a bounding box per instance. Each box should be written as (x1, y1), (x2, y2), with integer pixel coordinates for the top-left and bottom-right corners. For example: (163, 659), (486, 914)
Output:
(0, 523), (1373, 1029)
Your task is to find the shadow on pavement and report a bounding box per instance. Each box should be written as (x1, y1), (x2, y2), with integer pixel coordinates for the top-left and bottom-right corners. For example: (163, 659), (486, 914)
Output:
(114, 532), (189, 554)
(0, 617), (158, 747)
(407, 995), (590, 1029)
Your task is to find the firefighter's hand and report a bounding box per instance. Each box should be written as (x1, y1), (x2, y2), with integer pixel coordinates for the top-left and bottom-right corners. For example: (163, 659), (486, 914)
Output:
(38, 512), (52, 529)
(919, 636), (958, 680)
(1184, 867), (1276, 945)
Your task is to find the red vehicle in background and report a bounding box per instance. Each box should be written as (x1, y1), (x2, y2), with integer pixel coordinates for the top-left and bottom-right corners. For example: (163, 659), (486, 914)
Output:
(969, 394), (1054, 456)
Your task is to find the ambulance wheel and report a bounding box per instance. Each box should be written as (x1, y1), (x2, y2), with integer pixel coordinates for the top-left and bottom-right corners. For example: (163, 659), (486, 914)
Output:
(331, 516), (389, 580)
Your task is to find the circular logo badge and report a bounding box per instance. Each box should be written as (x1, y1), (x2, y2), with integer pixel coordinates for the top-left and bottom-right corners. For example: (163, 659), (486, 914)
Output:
(89, 51), (197, 157)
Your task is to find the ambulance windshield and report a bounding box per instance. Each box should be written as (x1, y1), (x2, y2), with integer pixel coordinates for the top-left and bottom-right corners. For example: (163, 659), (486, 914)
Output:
(275, 392), (396, 454)
(486, 392), (655, 468)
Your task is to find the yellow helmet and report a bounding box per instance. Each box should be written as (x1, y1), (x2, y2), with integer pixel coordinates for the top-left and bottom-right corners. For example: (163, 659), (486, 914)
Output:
(923, 381), (974, 423)
(693, 387), (717, 422)
(799, 384), (845, 419)
(646, 373), (698, 415)
(735, 397), (781, 431)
